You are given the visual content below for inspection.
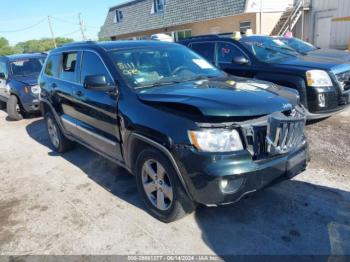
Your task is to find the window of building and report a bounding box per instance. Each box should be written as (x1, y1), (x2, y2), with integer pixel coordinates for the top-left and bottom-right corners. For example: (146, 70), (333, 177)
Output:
(240, 21), (251, 34)
(60, 52), (78, 82)
(154, 0), (166, 13)
(174, 30), (192, 41)
(190, 42), (215, 63)
(80, 52), (113, 86)
(114, 10), (123, 23)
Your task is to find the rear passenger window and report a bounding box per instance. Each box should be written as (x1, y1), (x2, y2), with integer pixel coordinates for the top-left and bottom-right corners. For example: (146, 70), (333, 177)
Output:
(60, 52), (78, 82)
(44, 54), (60, 77)
(190, 42), (215, 62)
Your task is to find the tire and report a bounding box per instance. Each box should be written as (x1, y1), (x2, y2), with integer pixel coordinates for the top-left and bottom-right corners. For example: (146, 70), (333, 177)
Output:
(135, 147), (196, 222)
(6, 95), (23, 121)
(44, 111), (74, 153)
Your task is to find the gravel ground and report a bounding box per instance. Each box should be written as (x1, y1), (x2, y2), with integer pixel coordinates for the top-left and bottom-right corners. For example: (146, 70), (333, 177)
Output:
(0, 108), (350, 256)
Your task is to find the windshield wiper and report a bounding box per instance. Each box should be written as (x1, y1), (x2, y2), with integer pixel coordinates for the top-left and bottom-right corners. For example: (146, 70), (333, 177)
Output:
(135, 79), (182, 89)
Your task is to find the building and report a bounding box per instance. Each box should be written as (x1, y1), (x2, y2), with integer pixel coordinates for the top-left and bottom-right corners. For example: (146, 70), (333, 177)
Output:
(99, 0), (294, 41)
(272, 0), (350, 49)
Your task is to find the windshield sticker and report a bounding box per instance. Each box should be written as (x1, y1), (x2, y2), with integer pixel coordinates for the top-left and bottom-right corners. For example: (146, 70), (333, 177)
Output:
(272, 39), (285, 46)
(192, 59), (214, 69)
(117, 62), (139, 76)
(12, 60), (30, 66)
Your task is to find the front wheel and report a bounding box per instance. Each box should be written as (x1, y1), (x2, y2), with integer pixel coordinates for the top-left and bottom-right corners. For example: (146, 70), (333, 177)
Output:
(6, 95), (23, 121)
(135, 148), (196, 222)
(45, 111), (74, 153)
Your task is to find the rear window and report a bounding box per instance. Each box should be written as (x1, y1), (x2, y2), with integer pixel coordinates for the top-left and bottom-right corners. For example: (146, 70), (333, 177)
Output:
(44, 54), (61, 78)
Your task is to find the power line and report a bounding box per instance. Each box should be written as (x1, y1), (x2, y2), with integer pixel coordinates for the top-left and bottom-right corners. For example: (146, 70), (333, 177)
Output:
(0, 17), (46, 33)
(47, 16), (57, 48)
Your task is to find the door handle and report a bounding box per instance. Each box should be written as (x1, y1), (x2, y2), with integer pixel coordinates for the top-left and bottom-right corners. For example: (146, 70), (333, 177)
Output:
(75, 90), (83, 97)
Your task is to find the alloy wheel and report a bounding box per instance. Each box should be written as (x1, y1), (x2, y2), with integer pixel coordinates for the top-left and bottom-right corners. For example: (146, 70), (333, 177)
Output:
(141, 159), (173, 211)
(47, 117), (59, 148)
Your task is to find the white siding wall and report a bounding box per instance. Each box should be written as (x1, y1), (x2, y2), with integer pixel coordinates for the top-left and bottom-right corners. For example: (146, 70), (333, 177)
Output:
(300, 0), (350, 49)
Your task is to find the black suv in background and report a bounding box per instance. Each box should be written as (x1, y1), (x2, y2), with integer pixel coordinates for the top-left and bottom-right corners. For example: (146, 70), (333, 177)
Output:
(39, 41), (309, 222)
(0, 53), (47, 120)
(179, 35), (350, 119)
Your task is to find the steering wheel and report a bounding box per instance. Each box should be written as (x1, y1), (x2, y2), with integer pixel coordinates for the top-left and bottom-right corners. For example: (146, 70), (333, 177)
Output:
(172, 66), (191, 75)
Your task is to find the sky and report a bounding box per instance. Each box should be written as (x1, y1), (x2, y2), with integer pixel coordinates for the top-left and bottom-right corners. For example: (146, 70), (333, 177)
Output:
(0, 0), (127, 45)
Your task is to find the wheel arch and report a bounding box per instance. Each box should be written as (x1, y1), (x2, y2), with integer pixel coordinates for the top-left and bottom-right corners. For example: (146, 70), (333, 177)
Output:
(127, 132), (193, 201)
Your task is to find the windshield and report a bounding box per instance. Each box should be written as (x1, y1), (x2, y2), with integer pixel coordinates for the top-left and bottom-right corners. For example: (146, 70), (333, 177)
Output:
(241, 38), (299, 63)
(109, 46), (224, 89)
(10, 57), (45, 77)
(279, 37), (317, 53)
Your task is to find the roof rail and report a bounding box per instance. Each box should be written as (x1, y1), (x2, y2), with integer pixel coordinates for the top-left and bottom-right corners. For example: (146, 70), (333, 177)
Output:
(61, 41), (96, 47)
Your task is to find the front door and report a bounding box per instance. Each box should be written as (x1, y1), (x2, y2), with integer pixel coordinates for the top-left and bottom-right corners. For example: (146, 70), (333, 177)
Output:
(73, 51), (122, 161)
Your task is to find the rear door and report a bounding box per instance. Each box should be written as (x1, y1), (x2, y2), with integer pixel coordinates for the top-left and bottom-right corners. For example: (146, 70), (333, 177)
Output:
(73, 50), (122, 161)
(44, 51), (81, 137)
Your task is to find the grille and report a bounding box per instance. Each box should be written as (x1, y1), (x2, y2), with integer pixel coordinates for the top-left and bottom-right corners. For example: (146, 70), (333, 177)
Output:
(336, 70), (350, 92)
(266, 117), (305, 155)
(242, 111), (305, 159)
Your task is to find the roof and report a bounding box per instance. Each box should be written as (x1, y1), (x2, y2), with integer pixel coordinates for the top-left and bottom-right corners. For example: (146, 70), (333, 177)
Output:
(3, 53), (47, 61)
(99, 0), (247, 38)
(54, 40), (182, 52)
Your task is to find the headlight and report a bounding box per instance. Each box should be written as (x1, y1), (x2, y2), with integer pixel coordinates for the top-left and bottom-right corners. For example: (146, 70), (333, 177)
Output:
(31, 85), (41, 95)
(306, 70), (332, 87)
(188, 129), (243, 152)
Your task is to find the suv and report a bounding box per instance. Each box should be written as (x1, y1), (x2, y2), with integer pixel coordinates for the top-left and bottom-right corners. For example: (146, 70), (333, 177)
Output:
(0, 53), (47, 120)
(179, 35), (350, 119)
(39, 41), (309, 222)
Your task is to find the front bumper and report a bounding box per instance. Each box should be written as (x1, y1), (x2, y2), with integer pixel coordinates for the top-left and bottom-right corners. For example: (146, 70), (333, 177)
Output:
(22, 98), (40, 113)
(173, 143), (309, 205)
(306, 86), (350, 119)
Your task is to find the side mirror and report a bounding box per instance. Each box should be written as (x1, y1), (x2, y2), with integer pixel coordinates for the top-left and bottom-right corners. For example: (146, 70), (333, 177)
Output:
(0, 72), (6, 80)
(84, 75), (116, 92)
(232, 56), (249, 65)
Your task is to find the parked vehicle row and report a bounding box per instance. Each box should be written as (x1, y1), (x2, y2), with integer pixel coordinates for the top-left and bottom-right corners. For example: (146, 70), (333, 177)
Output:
(179, 35), (350, 119)
(0, 36), (348, 222)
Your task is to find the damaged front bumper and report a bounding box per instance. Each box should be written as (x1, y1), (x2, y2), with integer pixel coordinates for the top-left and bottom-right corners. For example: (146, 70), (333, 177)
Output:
(173, 109), (309, 205)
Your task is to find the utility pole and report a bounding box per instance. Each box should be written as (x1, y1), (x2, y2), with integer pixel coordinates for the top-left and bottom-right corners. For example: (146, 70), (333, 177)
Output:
(47, 16), (57, 48)
(78, 13), (86, 41)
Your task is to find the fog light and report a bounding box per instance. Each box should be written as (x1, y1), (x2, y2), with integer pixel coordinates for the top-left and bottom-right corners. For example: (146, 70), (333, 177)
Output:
(220, 179), (229, 189)
(220, 177), (244, 194)
(318, 93), (326, 108)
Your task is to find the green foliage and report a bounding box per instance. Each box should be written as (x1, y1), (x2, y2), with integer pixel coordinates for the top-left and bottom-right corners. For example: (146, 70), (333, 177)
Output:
(15, 37), (74, 53)
(0, 36), (74, 56)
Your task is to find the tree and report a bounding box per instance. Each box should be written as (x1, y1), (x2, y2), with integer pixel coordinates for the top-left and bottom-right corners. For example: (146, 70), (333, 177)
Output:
(0, 37), (20, 55)
(15, 37), (74, 53)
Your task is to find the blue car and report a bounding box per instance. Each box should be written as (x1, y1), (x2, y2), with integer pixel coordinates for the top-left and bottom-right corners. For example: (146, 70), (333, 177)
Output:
(0, 53), (47, 120)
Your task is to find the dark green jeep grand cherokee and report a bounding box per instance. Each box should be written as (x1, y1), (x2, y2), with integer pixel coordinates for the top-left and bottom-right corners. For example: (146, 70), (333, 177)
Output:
(39, 41), (309, 222)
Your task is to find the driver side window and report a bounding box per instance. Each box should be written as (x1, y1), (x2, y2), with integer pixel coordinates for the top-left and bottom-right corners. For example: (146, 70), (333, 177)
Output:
(217, 42), (247, 63)
(80, 52), (113, 86)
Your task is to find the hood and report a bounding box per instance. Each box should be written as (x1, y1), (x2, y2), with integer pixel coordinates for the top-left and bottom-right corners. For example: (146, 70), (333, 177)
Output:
(277, 54), (345, 70)
(307, 49), (350, 62)
(138, 77), (297, 118)
(12, 74), (39, 86)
